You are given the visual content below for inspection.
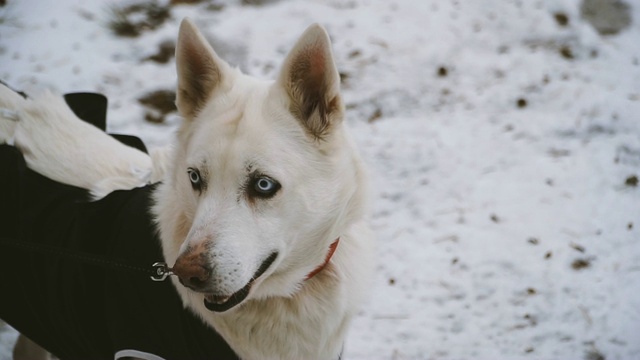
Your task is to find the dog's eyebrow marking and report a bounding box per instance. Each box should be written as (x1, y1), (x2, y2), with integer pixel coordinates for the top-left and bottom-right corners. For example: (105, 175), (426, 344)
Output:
(237, 161), (255, 204)
(199, 159), (208, 171)
(244, 161), (256, 173)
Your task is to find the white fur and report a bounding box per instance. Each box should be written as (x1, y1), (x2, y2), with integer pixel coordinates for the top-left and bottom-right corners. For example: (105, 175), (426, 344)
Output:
(153, 19), (374, 359)
(0, 84), (23, 144)
(0, 84), (160, 200)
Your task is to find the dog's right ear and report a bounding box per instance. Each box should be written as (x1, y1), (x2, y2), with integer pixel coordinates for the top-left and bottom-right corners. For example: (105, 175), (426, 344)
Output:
(175, 18), (228, 119)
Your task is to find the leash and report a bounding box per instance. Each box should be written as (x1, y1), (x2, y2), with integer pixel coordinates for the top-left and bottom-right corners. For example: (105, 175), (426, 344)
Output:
(0, 236), (173, 282)
(0, 234), (339, 282)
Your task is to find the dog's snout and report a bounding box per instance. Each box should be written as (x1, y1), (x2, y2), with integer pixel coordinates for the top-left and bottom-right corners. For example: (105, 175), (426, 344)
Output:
(172, 248), (212, 291)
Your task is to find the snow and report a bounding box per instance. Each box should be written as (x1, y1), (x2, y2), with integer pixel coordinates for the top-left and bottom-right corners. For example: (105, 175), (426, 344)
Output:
(1, 0), (639, 359)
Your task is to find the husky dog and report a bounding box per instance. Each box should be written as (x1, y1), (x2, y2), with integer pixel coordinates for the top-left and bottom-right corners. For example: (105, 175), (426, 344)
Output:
(1, 18), (373, 360)
(154, 19), (373, 359)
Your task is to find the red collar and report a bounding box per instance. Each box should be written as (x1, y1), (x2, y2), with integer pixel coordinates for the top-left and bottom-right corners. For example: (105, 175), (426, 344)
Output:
(305, 238), (340, 280)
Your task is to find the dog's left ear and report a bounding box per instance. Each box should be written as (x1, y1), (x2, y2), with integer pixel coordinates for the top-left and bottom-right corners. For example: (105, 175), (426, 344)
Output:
(278, 24), (343, 139)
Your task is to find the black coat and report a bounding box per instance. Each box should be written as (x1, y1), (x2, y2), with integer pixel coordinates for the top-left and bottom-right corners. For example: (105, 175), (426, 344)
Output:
(0, 144), (239, 360)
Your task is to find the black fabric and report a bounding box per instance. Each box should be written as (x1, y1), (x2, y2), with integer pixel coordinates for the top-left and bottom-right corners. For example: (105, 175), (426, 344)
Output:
(109, 134), (148, 153)
(63, 92), (108, 131)
(62, 91), (147, 153)
(0, 145), (239, 360)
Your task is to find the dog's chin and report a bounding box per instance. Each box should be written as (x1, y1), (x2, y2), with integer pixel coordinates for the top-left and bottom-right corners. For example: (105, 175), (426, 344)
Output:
(201, 251), (278, 313)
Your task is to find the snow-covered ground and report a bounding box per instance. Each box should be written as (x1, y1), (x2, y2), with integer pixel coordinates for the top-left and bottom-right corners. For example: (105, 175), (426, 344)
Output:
(1, 0), (639, 359)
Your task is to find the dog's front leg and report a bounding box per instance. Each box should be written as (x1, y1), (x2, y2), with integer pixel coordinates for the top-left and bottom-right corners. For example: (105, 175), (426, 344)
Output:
(1, 83), (158, 199)
(13, 90), (156, 199)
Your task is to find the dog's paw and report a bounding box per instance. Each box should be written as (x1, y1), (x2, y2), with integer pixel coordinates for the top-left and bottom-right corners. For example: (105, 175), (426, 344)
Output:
(13, 90), (156, 196)
(90, 175), (148, 200)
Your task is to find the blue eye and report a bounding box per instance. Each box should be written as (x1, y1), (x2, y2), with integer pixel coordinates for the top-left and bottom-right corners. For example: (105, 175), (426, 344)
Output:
(187, 168), (203, 190)
(256, 178), (275, 192)
(250, 176), (280, 198)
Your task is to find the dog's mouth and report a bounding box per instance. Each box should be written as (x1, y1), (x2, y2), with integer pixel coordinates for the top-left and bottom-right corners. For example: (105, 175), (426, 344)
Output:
(202, 252), (278, 312)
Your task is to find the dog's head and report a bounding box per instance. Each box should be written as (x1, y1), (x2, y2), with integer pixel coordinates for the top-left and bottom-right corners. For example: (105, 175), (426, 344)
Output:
(154, 19), (367, 313)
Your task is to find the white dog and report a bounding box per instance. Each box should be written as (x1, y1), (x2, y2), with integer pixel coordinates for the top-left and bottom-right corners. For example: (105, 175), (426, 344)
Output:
(1, 19), (373, 360)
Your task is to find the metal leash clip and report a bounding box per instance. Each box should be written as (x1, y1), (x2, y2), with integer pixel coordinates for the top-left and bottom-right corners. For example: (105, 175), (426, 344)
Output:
(151, 262), (174, 281)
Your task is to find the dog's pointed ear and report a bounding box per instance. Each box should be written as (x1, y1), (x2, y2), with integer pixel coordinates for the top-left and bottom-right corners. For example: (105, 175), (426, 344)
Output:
(278, 24), (343, 139)
(175, 18), (228, 119)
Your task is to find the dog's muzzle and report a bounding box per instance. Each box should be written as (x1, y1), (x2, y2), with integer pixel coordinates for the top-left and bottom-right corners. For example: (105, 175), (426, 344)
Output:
(202, 252), (278, 312)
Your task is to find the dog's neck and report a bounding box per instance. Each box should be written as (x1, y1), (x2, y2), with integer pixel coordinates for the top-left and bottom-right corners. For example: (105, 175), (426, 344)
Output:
(305, 238), (340, 280)
(204, 231), (361, 360)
